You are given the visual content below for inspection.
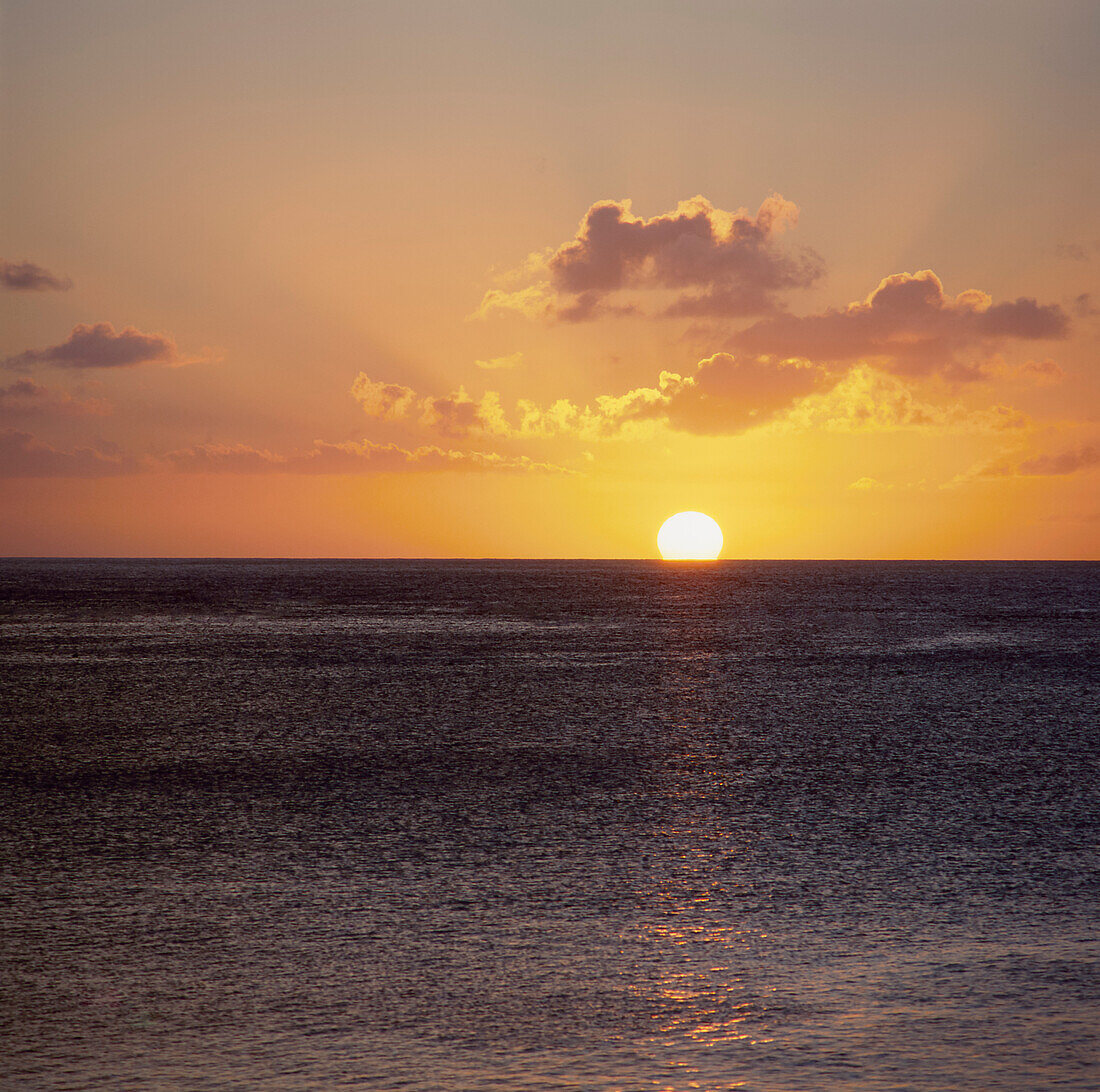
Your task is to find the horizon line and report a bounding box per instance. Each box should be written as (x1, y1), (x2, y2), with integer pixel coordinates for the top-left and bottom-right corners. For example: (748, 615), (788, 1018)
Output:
(1, 556), (1097, 564)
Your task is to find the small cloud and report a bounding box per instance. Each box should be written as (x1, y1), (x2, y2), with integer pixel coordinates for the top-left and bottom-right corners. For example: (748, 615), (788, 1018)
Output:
(475, 352), (524, 370)
(0, 259), (72, 292)
(3, 322), (185, 371)
(848, 476), (892, 491)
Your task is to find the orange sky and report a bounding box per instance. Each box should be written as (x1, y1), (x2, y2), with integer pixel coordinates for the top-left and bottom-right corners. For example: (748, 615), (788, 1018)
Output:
(1, 0), (1097, 557)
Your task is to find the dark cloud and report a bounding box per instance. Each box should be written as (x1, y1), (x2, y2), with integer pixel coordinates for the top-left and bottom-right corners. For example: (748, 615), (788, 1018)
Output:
(3, 322), (180, 371)
(0, 260), (72, 291)
(731, 270), (1070, 380)
(477, 194), (822, 321)
(0, 428), (135, 477)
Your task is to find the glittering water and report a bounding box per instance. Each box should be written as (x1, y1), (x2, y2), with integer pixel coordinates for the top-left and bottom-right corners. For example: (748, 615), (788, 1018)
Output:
(1, 560), (1097, 1091)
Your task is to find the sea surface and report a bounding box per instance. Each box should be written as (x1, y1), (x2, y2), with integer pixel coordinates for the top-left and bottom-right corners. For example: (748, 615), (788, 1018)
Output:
(1, 559), (1097, 1091)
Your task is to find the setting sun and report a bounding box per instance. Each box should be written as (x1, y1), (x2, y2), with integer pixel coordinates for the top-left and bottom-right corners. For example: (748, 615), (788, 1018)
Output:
(657, 511), (724, 560)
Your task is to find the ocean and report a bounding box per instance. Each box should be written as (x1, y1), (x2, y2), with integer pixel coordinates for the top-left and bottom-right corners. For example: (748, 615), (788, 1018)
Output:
(1, 559), (1097, 1090)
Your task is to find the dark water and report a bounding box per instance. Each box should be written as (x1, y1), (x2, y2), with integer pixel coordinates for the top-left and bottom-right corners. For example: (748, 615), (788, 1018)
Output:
(1, 560), (1097, 1091)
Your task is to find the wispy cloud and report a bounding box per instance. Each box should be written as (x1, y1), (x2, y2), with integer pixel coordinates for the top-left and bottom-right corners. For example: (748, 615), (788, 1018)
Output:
(164, 439), (572, 475)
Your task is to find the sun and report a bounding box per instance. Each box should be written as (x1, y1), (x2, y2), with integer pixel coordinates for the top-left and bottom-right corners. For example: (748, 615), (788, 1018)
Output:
(657, 511), (723, 560)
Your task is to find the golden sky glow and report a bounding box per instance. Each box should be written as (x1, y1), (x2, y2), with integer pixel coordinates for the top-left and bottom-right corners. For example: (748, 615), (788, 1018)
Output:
(1, 1), (1098, 557)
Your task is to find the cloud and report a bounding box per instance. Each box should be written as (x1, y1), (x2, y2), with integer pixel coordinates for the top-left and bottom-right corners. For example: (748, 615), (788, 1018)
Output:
(849, 476), (892, 491)
(0, 380), (111, 421)
(162, 442), (288, 474)
(354, 354), (830, 442)
(1018, 358), (1065, 384)
(960, 442), (1100, 483)
(475, 352), (524, 370)
(3, 322), (182, 371)
(663, 354), (827, 434)
(574, 354), (827, 437)
(780, 366), (1030, 433)
(1, 429), (570, 478)
(475, 194), (822, 322)
(349, 375), (418, 419)
(1073, 292), (1099, 317)
(0, 259), (72, 291)
(1016, 445), (1100, 476)
(165, 439), (571, 475)
(0, 428), (135, 477)
(300, 440), (570, 474)
(354, 352), (1029, 446)
(731, 270), (1069, 380)
(353, 374), (512, 438)
(1055, 242), (1099, 262)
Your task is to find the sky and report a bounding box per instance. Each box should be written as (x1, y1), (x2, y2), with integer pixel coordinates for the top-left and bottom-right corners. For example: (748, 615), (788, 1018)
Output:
(1, 0), (1097, 558)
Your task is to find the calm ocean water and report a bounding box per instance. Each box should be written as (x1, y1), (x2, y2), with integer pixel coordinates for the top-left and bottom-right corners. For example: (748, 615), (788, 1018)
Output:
(1, 559), (1097, 1091)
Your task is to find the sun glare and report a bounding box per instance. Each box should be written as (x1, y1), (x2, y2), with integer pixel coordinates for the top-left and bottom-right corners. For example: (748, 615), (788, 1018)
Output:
(657, 511), (723, 560)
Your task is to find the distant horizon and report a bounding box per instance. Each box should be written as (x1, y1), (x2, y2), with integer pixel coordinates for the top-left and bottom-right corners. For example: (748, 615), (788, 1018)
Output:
(4, 555), (1097, 564)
